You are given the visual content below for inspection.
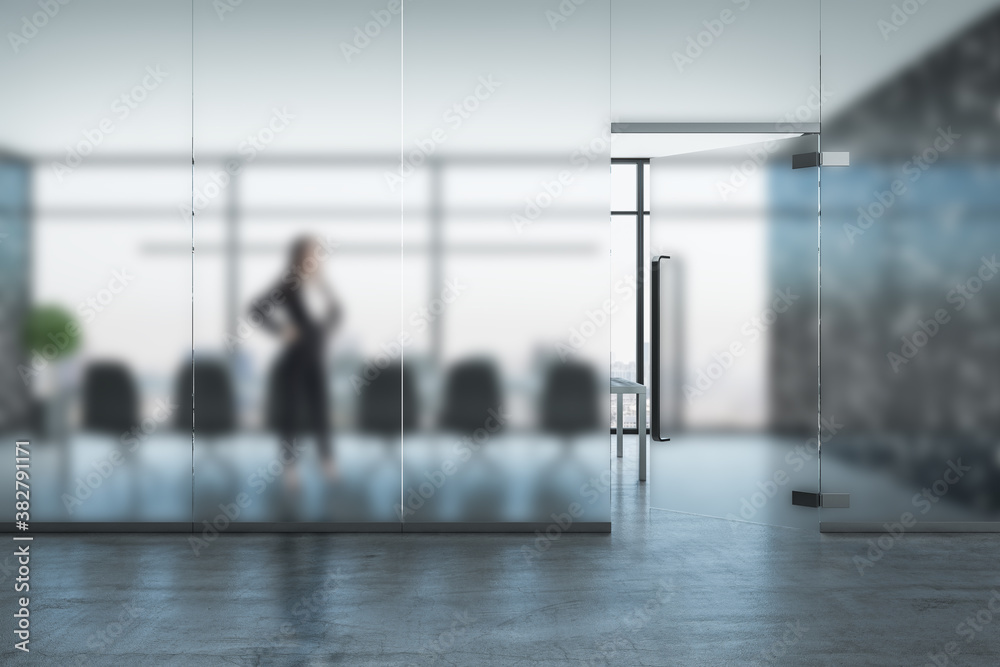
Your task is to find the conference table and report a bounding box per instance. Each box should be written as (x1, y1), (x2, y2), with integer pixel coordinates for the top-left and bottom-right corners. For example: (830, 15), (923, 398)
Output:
(611, 377), (647, 482)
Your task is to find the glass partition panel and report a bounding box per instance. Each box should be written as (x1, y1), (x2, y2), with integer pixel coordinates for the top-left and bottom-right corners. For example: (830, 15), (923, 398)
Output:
(650, 135), (820, 529)
(192, 0), (401, 527)
(612, 0), (820, 123)
(820, 0), (1000, 529)
(401, 0), (611, 528)
(0, 0), (193, 524)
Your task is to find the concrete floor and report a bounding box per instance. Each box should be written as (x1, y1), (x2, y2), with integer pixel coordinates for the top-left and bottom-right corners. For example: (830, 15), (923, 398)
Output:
(4, 435), (999, 665)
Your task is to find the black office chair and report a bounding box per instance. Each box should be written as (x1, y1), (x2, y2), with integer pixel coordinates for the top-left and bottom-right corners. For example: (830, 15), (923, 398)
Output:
(175, 358), (238, 516)
(358, 360), (417, 435)
(440, 359), (503, 435)
(532, 361), (602, 517)
(436, 359), (506, 521)
(81, 361), (140, 514)
(317, 360), (417, 522)
(82, 361), (138, 435)
(540, 361), (600, 436)
(174, 359), (235, 436)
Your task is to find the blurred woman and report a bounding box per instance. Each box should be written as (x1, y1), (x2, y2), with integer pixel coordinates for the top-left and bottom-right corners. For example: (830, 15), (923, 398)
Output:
(255, 235), (342, 482)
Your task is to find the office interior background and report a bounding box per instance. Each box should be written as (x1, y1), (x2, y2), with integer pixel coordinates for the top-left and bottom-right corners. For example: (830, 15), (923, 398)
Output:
(1, 0), (1000, 664)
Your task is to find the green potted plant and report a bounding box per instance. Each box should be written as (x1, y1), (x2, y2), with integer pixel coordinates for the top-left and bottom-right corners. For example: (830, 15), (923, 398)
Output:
(21, 305), (81, 438)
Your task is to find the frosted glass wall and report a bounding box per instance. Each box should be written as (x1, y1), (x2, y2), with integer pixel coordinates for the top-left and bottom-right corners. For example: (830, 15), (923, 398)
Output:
(400, 0), (611, 528)
(0, 0), (610, 530)
(191, 0), (402, 527)
(0, 0), (193, 524)
(612, 0), (820, 123)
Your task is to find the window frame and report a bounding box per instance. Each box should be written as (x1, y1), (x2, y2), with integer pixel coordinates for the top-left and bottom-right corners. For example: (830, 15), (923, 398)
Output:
(610, 157), (649, 434)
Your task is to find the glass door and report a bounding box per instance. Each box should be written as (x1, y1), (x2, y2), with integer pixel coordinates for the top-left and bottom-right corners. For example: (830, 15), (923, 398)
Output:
(818, 1), (1000, 532)
(649, 134), (821, 530)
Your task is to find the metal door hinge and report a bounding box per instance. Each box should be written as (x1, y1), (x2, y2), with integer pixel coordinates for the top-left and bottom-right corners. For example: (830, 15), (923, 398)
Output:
(792, 152), (850, 169)
(792, 491), (850, 508)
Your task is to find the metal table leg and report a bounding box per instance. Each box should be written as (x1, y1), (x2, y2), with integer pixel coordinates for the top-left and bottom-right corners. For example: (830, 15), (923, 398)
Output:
(616, 392), (623, 458)
(638, 390), (646, 482)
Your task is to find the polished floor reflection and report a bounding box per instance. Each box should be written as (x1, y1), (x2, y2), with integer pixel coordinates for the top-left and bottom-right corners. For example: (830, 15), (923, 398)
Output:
(6, 436), (999, 665)
(650, 434), (999, 529)
(15, 431), (608, 526)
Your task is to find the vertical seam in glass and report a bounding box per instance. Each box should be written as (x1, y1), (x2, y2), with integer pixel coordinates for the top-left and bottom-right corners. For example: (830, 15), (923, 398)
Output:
(190, 0), (196, 532)
(399, 0), (406, 530)
(817, 0), (824, 505)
